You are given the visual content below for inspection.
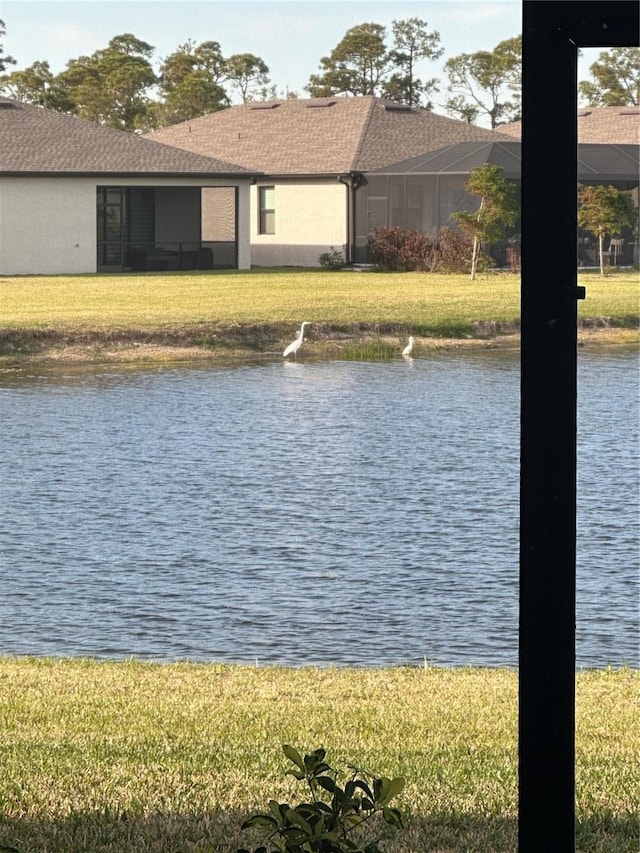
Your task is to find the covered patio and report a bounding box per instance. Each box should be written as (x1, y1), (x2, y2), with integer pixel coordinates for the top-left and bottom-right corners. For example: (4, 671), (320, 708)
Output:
(97, 185), (239, 273)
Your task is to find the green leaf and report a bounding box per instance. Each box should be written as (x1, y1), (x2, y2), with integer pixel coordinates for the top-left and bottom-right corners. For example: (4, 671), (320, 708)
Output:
(373, 775), (403, 805)
(316, 774), (336, 793)
(283, 743), (305, 771)
(303, 748), (326, 771)
(382, 806), (406, 829)
(284, 808), (313, 834)
(352, 779), (373, 800)
(387, 776), (405, 799)
(268, 799), (289, 825)
(241, 814), (277, 829)
(373, 776), (389, 803)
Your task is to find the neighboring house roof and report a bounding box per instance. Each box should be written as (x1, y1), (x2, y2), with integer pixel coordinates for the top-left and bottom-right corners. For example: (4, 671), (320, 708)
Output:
(145, 96), (513, 176)
(370, 140), (639, 183)
(0, 97), (255, 176)
(499, 105), (640, 143)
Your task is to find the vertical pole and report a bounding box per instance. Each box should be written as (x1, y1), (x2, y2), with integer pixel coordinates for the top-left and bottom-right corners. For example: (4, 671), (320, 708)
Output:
(519, 3), (578, 850)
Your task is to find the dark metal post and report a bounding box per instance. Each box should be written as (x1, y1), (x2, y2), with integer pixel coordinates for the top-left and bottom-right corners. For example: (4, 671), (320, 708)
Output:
(520, 5), (578, 848)
(519, 4), (639, 851)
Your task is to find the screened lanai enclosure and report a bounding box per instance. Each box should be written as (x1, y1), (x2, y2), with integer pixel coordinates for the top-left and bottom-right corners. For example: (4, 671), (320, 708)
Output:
(353, 142), (523, 266)
(97, 185), (238, 272)
(353, 171), (522, 267)
(353, 140), (639, 267)
(354, 172), (481, 254)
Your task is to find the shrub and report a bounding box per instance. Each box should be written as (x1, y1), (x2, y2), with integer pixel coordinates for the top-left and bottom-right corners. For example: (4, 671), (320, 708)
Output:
(368, 226), (437, 272)
(319, 247), (346, 270)
(368, 225), (491, 274)
(237, 744), (406, 853)
(434, 227), (475, 273)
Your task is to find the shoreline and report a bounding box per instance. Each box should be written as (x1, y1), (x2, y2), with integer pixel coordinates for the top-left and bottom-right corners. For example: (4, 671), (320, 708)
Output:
(0, 323), (637, 368)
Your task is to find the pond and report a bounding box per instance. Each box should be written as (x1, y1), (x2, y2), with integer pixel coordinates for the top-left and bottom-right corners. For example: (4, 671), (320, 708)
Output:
(0, 349), (637, 668)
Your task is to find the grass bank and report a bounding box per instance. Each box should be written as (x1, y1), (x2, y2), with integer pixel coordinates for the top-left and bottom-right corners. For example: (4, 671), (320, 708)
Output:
(0, 269), (637, 364)
(0, 658), (636, 852)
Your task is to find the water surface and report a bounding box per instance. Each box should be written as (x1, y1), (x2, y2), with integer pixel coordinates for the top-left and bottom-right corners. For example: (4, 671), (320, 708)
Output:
(1, 350), (637, 667)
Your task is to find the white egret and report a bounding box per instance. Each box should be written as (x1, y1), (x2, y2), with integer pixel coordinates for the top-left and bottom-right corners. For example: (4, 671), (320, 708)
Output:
(283, 322), (311, 359)
(402, 336), (414, 358)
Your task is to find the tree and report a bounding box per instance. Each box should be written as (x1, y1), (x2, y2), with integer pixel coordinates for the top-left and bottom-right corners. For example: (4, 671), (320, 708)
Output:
(0, 60), (75, 111)
(577, 184), (636, 276)
(0, 19), (16, 73)
(162, 39), (226, 90)
(444, 35), (521, 128)
(56, 33), (157, 129)
(578, 47), (640, 106)
(452, 164), (520, 280)
(155, 40), (228, 125)
(306, 22), (389, 97)
(381, 18), (443, 108)
(224, 53), (270, 103)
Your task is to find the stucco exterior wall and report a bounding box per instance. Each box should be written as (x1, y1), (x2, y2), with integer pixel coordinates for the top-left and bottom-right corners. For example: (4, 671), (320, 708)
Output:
(0, 176), (253, 275)
(250, 179), (347, 267)
(0, 177), (96, 275)
(236, 182), (251, 270)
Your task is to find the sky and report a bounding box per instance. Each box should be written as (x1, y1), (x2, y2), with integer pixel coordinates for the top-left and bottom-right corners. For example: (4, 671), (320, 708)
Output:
(2, 0), (601, 120)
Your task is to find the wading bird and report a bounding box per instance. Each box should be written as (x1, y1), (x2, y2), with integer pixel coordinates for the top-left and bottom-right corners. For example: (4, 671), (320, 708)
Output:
(402, 336), (414, 358)
(283, 322), (311, 359)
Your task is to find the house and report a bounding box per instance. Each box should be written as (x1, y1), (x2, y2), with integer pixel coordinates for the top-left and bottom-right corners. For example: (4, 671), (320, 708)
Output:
(0, 97), (259, 276)
(499, 104), (640, 143)
(146, 96), (511, 266)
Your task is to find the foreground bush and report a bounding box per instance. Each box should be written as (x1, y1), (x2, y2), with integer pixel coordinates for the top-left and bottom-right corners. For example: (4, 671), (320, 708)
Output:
(238, 745), (405, 852)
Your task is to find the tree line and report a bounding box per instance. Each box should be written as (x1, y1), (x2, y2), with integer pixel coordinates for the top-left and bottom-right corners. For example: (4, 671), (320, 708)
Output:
(0, 18), (638, 132)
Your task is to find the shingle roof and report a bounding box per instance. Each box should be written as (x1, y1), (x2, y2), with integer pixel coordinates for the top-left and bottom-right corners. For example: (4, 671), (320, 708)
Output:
(145, 96), (512, 175)
(0, 97), (255, 176)
(499, 105), (640, 144)
(370, 140), (639, 182)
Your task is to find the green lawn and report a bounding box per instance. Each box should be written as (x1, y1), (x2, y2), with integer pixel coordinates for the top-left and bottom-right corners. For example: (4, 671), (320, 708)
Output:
(0, 659), (636, 853)
(0, 269), (637, 340)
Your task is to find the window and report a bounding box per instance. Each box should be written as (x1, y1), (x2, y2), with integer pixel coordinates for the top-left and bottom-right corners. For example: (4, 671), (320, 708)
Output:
(259, 186), (275, 234)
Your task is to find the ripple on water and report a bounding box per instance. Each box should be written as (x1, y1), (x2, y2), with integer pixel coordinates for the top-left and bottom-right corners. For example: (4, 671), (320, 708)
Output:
(0, 351), (638, 667)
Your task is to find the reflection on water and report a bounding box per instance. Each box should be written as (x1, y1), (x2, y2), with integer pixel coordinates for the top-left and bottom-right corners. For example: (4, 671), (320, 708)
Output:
(1, 350), (638, 667)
